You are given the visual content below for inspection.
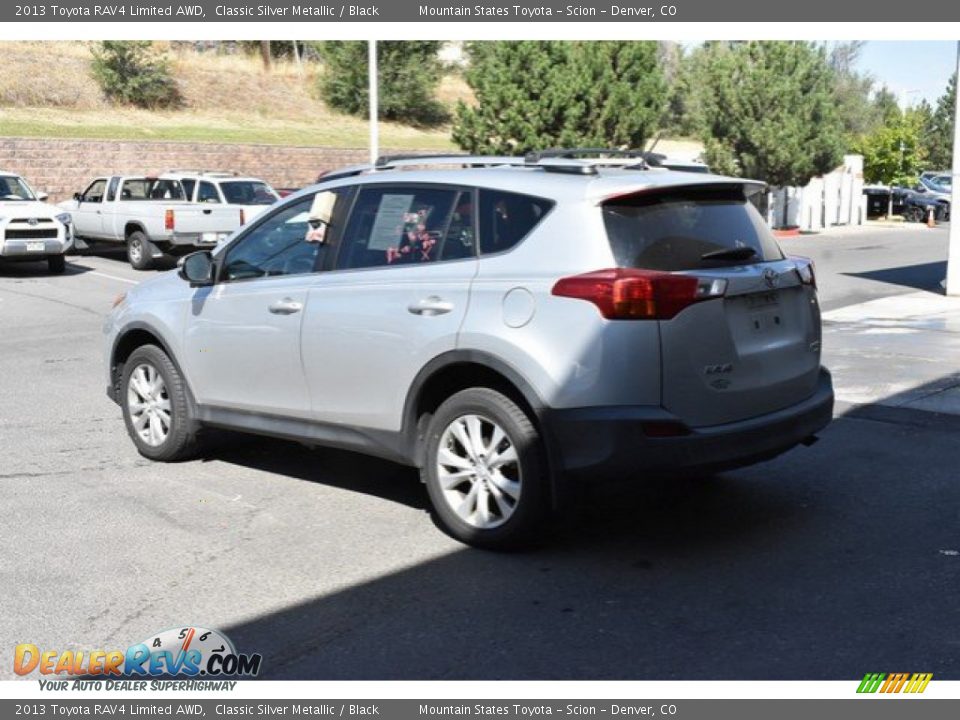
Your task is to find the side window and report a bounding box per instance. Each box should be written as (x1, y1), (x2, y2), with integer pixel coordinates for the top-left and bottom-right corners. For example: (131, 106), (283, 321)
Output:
(105, 177), (120, 202)
(336, 186), (464, 270)
(221, 191), (345, 282)
(181, 179), (197, 201)
(478, 190), (553, 255)
(198, 181), (220, 204)
(82, 179), (107, 203)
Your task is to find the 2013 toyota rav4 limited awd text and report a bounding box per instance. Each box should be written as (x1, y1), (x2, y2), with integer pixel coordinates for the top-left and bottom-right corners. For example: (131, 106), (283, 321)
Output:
(103, 153), (834, 550)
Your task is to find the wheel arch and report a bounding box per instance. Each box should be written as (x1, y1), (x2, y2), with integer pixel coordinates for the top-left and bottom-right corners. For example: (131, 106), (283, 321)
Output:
(109, 322), (196, 419)
(124, 222), (148, 239)
(401, 350), (554, 469)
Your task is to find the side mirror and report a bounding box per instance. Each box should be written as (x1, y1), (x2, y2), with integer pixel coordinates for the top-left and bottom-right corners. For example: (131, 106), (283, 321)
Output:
(915, 185), (926, 193)
(177, 251), (215, 287)
(36, 192), (49, 202)
(73, 193), (82, 202)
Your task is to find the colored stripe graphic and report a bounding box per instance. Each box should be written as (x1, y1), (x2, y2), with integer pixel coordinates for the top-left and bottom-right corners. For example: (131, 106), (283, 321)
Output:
(857, 673), (885, 693)
(905, 673), (933, 693)
(857, 672), (932, 693)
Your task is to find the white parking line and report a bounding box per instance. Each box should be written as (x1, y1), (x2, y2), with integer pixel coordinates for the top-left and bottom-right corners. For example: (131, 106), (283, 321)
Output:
(87, 271), (138, 285)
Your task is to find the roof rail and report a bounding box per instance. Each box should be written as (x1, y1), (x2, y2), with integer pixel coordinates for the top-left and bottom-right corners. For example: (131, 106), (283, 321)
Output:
(316, 149), (666, 185)
(316, 164), (372, 183)
(377, 154), (528, 169)
(524, 148), (647, 163)
(375, 153), (469, 166)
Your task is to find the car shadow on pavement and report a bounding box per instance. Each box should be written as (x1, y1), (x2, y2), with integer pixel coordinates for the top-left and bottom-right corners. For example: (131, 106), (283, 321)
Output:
(843, 260), (946, 293)
(0, 259), (92, 278)
(208, 379), (960, 680)
(71, 245), (179, 270)
(197, 430), (429, 510)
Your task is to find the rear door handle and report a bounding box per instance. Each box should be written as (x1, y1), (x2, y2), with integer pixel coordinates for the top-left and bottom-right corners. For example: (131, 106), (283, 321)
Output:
(408, 296), (453, 316)
(203, 208), (212, 214)
(268, 298), (303, 315)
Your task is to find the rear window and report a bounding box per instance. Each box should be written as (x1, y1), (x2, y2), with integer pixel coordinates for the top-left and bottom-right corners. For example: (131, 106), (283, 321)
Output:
(602, 185), (783, 271)
(221, 181), (278, 206)
(478, 190), (553, 255)
(121, 179), (185, 201)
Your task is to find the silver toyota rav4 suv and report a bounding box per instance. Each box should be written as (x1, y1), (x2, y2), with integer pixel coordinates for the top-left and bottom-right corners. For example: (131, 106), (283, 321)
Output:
(104, 153), (833, 549)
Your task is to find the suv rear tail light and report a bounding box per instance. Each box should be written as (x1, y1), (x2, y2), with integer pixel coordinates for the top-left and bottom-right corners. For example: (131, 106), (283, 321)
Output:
(240, 208), (246, 225)
(164, 209), (175, 231)
(551, 268), (727, 320)
(791, 256), (816, 288)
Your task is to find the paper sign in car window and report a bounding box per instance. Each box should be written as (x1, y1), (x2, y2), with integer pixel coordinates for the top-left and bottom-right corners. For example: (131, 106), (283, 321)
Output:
(310, 191), (339, 226)
(368, 194), (414, 250)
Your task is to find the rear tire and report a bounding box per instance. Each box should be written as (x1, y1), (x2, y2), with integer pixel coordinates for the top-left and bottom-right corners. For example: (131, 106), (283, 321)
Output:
(120, 344), (198, 461)
(127, 230), (156, 270)
(47, 255), (66, 274)
(421, 388), (547, 550)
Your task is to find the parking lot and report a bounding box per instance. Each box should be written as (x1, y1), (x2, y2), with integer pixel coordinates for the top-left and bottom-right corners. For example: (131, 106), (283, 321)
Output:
(1, 224), (958, 680)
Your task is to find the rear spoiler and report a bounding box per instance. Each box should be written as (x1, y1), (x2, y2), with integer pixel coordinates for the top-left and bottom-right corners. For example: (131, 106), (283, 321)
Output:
(595, 179), (767, 205)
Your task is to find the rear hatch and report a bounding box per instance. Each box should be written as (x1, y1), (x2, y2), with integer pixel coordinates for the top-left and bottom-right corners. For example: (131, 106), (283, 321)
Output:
(602, 183), (821, 427)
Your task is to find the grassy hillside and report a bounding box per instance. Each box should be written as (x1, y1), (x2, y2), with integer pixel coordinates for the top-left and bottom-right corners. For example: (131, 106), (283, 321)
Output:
(0, 42), (704, 159)
(0, 42), (457, 150)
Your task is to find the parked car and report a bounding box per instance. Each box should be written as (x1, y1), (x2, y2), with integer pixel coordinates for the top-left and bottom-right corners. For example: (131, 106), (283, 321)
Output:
(862, 184), (950, 222)
(59, 175), (242, 270)
(0, 170), (72, 274)
(104, 154), (833, 549)
(160, 171), (280, 224)
(900, 187), (950, 222)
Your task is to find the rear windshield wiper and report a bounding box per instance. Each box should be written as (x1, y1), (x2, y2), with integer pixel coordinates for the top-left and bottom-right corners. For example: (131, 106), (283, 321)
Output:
(700, 246), (757, 262)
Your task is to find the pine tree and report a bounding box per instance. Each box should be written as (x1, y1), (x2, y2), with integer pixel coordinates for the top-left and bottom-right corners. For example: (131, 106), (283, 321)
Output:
(316, 41), (448, 126)
(452, 41), (665, 154)
(698, 42), (846, 189)
(923, 73), (957, 171)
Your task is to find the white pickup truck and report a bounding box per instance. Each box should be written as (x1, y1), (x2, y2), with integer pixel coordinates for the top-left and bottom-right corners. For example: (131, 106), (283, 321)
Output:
(59, 175), (242, 270)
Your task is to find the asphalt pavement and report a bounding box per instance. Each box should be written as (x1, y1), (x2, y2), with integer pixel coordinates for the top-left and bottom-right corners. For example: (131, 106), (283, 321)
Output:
(1, 227), (958, 680)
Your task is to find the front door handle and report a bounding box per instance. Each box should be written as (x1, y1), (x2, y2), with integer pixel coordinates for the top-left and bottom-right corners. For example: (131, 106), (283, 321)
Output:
(408, 296), (453, 316)
(268, 297), (303, 315)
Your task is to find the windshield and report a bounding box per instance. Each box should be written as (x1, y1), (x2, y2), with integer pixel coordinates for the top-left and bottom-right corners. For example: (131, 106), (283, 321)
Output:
(932, 175), (952, 192)
(602, 185), (784, 271)
(220, 181), (278, 206)
(0, 175), (37, 201)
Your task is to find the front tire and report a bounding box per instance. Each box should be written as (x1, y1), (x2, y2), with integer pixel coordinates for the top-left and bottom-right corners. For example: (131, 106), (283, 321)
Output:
(127, 230), (156, 270)
(422, 388), (547, 550)
(120, 344), (198, 461)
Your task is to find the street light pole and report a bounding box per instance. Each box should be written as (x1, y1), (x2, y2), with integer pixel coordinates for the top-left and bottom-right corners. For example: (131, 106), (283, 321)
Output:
(947, 41), (960, 295)
(368, 40), (379, 167)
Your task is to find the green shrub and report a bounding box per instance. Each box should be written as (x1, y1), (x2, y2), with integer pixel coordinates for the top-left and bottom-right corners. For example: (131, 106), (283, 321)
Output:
(316, 41), (448, 127)
(91, 41), (181, 109)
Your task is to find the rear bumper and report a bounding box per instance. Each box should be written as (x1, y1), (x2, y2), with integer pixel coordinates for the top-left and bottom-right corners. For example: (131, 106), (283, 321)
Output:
(543, 368), (834, 479)
(168, 231), (230, 247)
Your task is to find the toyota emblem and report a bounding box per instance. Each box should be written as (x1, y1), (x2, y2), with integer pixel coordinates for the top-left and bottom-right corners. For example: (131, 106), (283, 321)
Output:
(27, 217), (39, 226)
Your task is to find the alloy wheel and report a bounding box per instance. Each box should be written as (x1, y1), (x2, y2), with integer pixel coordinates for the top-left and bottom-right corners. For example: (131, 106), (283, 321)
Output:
(436, 414), (522, 529)
(126, 363), (171, 447)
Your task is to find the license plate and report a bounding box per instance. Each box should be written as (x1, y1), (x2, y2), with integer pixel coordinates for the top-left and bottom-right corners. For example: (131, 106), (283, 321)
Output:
(26, 241), (46, 252)
(744, 291), (780, 309)
(200, 232), (228, 244)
